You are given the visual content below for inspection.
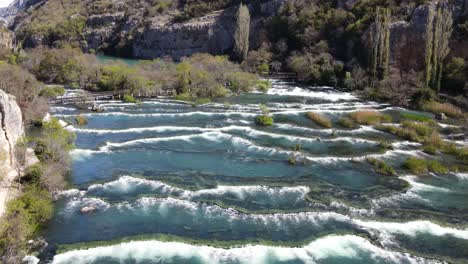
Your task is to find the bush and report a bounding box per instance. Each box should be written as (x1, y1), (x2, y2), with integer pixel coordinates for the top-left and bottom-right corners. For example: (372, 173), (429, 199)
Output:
(122, 94), (139, 104)
(401, 121), (434, 137)
(338, 117), (355, 128)
(256, 80), (271, 93)
(404, 157), (428, 175)
(367, 157), (396, 176)
(375, 125), (421, 142)
(75, 115), (88, 126)
(422, 101), (463, 118)
(0, 185), (54, 260)
(428, 160), (448, 174)
(306, 112), (332, 128)
(349, 111), (392, 125)
(40, 85), (65, 98)
(255, 115), (274, 126)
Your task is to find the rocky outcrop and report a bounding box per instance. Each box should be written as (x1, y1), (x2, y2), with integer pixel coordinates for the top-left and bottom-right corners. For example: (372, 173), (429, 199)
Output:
(388, 3), (436, 72)
(0, 26), (14, 50)
(388, 1), (468, 72)
(0, 89), (24, 216)
(0, 0), (42, 24)
(133, 10), (235, 60)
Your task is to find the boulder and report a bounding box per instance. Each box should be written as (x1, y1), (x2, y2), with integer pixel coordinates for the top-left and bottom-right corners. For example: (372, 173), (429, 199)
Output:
(435, 113), (447, 120)
(80, 206), (97, 214)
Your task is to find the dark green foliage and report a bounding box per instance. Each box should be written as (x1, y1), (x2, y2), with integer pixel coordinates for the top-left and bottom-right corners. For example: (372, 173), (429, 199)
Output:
(442, 57), (466, 95)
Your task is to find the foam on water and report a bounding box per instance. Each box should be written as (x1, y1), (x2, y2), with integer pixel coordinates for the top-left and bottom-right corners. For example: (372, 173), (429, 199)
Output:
(265, 85), (358, 102)
(63, 176), (311, 204)
(401, 176), (451, 193)
(51, 235), (439, 264)
(356, 220), (468, 240)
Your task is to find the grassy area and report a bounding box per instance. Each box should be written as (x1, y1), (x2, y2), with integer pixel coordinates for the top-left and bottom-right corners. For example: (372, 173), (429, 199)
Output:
(349, 111), (392, 125)
(404, 157), (449, 175)
(338, 117), (355, 128)
(74, 115), (88, 126)
(375, 124), (421, 142)
(367, 157), (396, 175)
(400, 113), (433, 122)
(306, 112), (332, 128)
(422, 101), (464, 118)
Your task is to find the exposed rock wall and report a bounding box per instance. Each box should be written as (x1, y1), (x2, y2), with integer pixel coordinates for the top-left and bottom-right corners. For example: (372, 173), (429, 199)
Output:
(132, 10), (235, 60)
(0, 28), (14, 50)
(0, 89), (24, 216)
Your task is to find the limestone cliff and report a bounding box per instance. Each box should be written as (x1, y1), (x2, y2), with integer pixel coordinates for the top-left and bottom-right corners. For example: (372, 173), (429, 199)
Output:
(387, 0), (467, 73)
(0, 89), (24, 216)
(0, 27), (14, 50)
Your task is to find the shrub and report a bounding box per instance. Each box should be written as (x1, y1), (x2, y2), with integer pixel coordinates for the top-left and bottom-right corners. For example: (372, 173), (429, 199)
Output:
(404, 157), (428, 175)
(349, 111), (392, 125)
(338, 117), (355, 128)
(288, 155), (297, 165)
(40, 85), (65, 98)
(306, 112), (332, 128)
(375, 125), (421, 142)
(422, 101), (463, 118)
(256, 80), (271, 93)
(367, 157), (396, 175)
(378, 141), (393, 151)
(255, 115), (274, 126)
(401, 121), (433, 137)
(428, 160), (448, 174)
(442, 143), (468, 163)
(75, 115), (88, 126)
(0, 185), (54, 260)
(122, 94), (139, 104)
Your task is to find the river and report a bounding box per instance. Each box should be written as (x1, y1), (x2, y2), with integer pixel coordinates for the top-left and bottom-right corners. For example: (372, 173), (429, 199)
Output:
(41, 80), (468, 263)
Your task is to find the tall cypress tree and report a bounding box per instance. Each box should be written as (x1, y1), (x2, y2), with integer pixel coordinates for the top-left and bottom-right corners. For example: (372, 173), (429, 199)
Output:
(425, 2), (453, 92)
(369, 7), (391, 80)
(233, 3), (250, 62)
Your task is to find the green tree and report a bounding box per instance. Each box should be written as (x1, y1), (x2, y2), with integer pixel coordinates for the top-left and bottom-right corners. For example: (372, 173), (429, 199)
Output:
(442, 57), (466, 94)
(233, 3), (250, 62)
(369, 7), (391, 80)
(425, 2), (453, 92)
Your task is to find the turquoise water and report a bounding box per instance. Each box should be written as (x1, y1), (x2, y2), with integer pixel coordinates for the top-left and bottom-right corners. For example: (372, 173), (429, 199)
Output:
(96, 55), (142, 66)
(42, 81), (468, 263)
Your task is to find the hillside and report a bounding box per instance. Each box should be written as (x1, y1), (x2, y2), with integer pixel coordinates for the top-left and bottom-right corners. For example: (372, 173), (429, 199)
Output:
(2, 0), (468, 101)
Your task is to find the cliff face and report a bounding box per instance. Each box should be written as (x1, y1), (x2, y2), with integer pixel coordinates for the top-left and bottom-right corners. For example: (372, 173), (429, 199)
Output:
(0, 27), (14, 50)
(387, 0), (467, 73)
(0, 89), (23, 167)
(132, 10), (235, 60)
(0, 89), (24, 216)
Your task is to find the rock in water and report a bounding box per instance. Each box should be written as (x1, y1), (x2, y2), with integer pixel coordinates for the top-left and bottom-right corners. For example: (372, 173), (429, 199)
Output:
(435, 113), (447, 120)
(80, 206), (97, 214)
